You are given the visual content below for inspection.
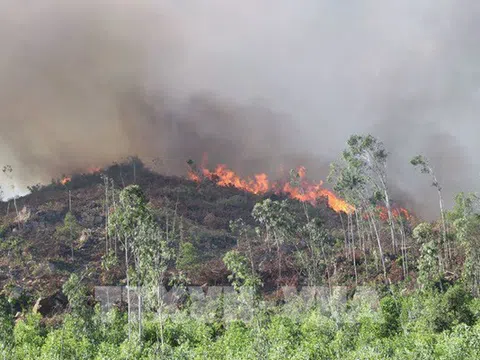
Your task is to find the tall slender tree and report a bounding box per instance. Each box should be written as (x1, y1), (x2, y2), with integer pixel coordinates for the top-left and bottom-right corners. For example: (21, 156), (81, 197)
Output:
(449, 193), (480, 296)
(329, 143), (388, 281)
(252, 199), (295, 286)
(2, 166), (17, 217)
(342, 135), (396, 253)
(411, 155), (450, 264)
(109, 185), (155, 339)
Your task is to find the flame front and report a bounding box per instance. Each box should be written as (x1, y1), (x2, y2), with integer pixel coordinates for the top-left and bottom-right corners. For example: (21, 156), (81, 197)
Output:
(188, 163), (355, 214)
(202, 165), (270, 195)
(283, 166), (355, 213)
(378, 206), (412, 222)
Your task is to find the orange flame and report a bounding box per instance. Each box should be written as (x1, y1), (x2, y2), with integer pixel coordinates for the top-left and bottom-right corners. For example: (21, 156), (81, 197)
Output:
(61, 176), (71, 185)
(188, 171), (201, 183)
(59, 166), (101, 186)
(188, 163), (355, 214)
(281, 167), (355, 213)
(201, 164), (270, 195)
(378, 206), (412, 222)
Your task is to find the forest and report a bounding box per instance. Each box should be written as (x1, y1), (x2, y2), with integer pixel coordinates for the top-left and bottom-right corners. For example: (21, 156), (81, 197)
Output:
(1, 134), (480, 359)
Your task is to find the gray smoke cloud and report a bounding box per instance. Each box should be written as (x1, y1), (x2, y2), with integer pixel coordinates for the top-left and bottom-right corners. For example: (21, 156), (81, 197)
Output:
(1, 0), (479, 218)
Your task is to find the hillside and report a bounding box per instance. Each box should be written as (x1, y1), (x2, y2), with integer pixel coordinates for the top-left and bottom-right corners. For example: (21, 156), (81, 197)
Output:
(0, 157), (418, 303)
(0, 160), (342, 297)
(2, 148), (480, 360)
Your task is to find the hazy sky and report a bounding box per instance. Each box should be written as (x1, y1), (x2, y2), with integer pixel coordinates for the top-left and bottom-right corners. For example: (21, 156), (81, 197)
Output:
(1, 1), (479, 217)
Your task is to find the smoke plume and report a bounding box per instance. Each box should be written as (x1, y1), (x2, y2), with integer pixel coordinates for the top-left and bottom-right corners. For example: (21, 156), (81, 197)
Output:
(1, 1), (480, 218)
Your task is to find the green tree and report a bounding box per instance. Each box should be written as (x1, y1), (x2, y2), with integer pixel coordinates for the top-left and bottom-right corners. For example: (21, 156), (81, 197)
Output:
(413, 223), (443, 290)
(134, 219), (174, 348)
(252, 199), (295, 286)
(0, 295), (13, 357)
(379, 295), (401, 337)
(63, 273), (89, 317)
(13, 312), (45, 360)
(341, 134), (396, 253)
(411, 155), (450, 266)
(55, 212), (82, 261)
(177, 242), (199, 272)
(223, 250), (263, 335)
(329, 138), (388, 280)
(223, 250), (261, 293)
(39, 315), (93, 360)
(109, 185), (154, 338)
(449, 193), (480, 296)
(301, 218), (331, 287)
(2, 165), (18, 216)
(230, 218), (258, 275)
(428, 284), (475, 332)
(109, 184), (175, 344)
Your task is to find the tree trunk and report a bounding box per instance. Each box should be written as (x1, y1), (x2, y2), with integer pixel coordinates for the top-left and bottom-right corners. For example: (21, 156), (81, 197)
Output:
(70, 222), (74, 262)
(339, 213), (350, 259)
(356, 211), (368, 282)
(112, 181), (118, 256)
(322, 242), (332, 295)
(383, 189), (397, 253)
(158, 283), (165, 348)
(397, 220), (407, 279)
(104, 177), (109, 254)
(133, 159), (136, 184)
(13, 196), (18, 217)
(368, 213), (387, 281)
(138, 290), (142, 339)
(276, 240), (282, 287)
(348, 213), (358, 286)
(125, 238), (131, 340)
(437, 188), (450, 265)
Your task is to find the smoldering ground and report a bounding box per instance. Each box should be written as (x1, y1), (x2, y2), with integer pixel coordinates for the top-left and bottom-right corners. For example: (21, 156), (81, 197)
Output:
(1, 1), (480, 218)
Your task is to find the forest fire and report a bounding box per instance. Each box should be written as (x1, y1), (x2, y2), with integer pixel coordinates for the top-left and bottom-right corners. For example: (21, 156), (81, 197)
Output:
(59, 167), (102, 186)
(188, 163), (355, 214)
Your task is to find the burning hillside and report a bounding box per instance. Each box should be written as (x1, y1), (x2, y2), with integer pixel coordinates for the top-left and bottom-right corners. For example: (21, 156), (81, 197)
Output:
(188, 161), (355, 214)
(54, 158), (411, 222)
(186, 159), (415, 220)
(60, 167), (103, 186)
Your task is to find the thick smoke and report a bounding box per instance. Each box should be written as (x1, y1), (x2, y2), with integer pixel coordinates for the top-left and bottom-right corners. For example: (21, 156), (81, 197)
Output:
(1, 1), (480, 218)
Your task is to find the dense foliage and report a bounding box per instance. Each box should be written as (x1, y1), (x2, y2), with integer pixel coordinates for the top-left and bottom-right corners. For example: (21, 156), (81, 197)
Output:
(1, 283), (480, 359)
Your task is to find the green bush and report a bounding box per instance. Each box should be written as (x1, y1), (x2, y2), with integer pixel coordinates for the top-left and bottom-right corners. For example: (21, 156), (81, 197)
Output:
(0, 283), (479, 359)
(13, 312), (45, 360)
